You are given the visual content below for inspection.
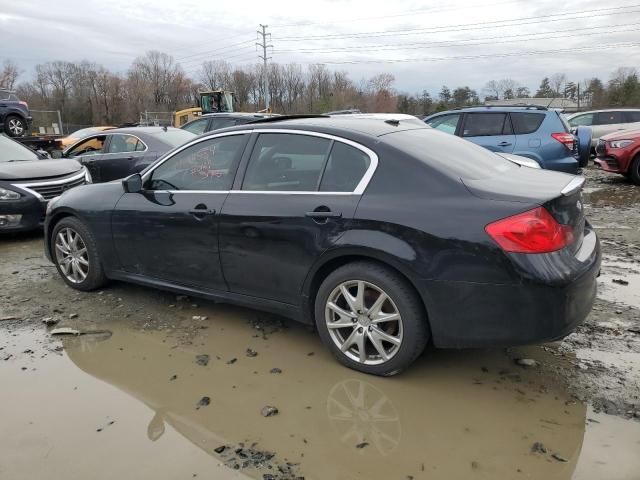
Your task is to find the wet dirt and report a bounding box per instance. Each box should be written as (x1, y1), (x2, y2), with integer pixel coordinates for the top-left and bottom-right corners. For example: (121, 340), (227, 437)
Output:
(1, 166), (639, 479)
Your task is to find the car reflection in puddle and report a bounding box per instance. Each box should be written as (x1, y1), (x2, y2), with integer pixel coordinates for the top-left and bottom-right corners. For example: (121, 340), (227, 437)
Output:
(60, 308), (589, 480)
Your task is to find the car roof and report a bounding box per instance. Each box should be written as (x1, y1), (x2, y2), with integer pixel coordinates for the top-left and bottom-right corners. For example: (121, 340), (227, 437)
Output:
(567, 108), (640, 117)
(204, 116), (429, 138)
(200, 112), (278, 119)
(105, 126), (183, 135)
(427, 106), (550, 116)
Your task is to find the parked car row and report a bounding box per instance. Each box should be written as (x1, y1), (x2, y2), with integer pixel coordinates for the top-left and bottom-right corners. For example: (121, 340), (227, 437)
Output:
(40, 116), (600, 375)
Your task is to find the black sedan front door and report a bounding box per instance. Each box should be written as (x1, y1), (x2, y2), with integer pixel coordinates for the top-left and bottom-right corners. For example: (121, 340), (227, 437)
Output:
(112, 133), (249, 291)
(219, 132), (375, 305)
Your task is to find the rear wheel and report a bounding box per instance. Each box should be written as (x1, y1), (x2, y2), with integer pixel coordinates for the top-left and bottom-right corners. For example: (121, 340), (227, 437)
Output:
(51, 217), (107, 291)
(629, 155), (640, 186)
(314, 262), (429, 376)
(5, 115), (27, 137)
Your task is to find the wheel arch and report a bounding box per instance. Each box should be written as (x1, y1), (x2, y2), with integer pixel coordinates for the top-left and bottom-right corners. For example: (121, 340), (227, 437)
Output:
(302, 247), (432, 336)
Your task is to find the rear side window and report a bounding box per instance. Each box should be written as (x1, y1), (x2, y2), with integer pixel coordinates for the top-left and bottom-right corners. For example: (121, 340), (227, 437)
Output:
(594, 111), (623, 125)
(106, 134), (145, 153)
(462, 113), (509, 137)
(426, 114), (460, 134)
(242, 133), (332, 191)
(624, 111), (640, 122)
(510, 113), (545, 134)
(320, 142), (371, 192)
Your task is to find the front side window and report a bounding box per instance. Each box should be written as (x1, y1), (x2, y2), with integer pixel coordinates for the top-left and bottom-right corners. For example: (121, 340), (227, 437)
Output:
(426, 114), (460, 135)
(462, 113), (509, 137)
(182, 118), (208, 135)
(67, 135), (107, 157)
(594, 111), (623, 125)
(320, 142), (371, 192)
(106, 135), (145, 154)
(569, 113), (593, 127)
(242, 134), (332, 191)
(147, 134), (246, 191)
(510, 113), (545, 134)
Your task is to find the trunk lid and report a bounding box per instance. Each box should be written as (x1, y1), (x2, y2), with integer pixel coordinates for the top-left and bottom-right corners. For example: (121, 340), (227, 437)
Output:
(463, 168), (586, 255)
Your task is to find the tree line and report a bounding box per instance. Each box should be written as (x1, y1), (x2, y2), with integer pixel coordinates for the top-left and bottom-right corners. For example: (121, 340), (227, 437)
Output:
(1, 55), (639, 129)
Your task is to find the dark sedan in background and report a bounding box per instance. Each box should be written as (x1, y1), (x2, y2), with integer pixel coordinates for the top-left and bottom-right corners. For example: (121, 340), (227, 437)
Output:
(63, 127), (195, 183)
(181, 112), (277, 135)
(44, 117), (600, 375)
(0, 134), (89, 232)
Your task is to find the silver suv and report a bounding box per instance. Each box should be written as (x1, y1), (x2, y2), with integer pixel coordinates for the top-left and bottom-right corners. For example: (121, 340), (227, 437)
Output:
(567, 109), (640, 147)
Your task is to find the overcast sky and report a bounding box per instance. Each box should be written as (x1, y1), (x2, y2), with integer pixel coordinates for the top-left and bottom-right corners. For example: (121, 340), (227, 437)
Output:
(1, 0), (639, 95)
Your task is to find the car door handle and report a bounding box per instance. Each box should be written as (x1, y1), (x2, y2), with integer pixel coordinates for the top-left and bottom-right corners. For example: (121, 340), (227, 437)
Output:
(189, 206), (216, 217)
(497, 141), (512, 147)
(305, 210), (342, 219)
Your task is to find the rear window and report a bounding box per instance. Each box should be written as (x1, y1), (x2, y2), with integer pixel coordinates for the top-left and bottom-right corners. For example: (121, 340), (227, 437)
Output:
(510, 112), (544, 134)
(152, 128), (197, 147)
(462, 113), (509, 137)
(383, 128), (515, 181)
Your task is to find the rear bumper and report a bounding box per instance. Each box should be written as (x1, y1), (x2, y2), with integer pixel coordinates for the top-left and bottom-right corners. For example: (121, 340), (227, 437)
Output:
(420, 229), (601, 348)
(539, 155), (579, 174)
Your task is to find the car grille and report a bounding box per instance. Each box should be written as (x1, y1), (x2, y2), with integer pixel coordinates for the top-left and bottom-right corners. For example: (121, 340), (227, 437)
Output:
(13, 171), (88, 201)
(595, 139), (606, 155)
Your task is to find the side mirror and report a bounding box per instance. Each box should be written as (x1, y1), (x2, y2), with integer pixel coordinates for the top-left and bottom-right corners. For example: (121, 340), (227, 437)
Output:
(122, 173), (143, 193)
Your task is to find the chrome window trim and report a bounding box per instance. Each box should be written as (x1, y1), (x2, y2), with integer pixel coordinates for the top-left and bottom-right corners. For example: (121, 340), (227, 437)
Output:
(64, 133), (148, 157)
(11, 170), (88, 202)
(141, 128), (379, 196)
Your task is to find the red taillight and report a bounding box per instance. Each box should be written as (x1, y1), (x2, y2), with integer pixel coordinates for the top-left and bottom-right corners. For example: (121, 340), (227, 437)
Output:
(485, 207), (575, 253)
(551, 132), (575, 150)
(19, 101), (28, 109)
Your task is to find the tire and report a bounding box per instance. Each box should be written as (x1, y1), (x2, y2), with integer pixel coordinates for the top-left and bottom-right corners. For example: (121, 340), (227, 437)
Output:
(314, 261), (429, 376)
(629, 155), (640, 186)
(51, 217), (108, 291)
(4, 115), (27, 137)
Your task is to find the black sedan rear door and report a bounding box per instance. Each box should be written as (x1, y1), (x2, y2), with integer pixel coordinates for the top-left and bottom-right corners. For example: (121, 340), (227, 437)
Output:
(219, 131), (376, 305)
(93, 133), (148, 182)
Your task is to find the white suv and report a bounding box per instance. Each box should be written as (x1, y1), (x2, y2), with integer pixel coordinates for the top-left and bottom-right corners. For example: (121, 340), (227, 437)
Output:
(567, 109), (640, 147)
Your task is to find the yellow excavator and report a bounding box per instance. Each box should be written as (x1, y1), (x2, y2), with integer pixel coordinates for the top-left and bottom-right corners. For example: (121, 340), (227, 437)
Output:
(173, 90), (236, 128)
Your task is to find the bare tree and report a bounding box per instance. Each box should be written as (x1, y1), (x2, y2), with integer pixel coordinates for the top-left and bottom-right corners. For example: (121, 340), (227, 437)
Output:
(0, 60), (20, 89)
(198, 60), (232, 91)
(550, 73), (567, 97)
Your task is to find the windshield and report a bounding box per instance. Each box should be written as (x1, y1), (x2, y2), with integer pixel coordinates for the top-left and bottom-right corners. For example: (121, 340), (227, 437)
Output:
(152, 129), (197, 147)
(0, 134), (39, 162)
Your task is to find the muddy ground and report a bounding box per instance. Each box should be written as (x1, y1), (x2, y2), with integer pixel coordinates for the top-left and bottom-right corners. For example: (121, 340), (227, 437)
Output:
(1, 166), (639, 480)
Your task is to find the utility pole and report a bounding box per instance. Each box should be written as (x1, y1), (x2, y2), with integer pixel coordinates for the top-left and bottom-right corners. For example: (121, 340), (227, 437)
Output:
(257, 24), (273, 111)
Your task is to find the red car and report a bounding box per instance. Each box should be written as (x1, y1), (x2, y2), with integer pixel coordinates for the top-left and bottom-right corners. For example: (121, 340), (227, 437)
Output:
(595, 129), (640, 184)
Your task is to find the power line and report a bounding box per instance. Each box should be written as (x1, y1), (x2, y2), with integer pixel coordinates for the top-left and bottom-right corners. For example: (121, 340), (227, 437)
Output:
(270, 0), (520, 28)
(273, 4), (640, 41)
(273, 22), (640, 55)
(287, 41), (640, 65)
(174, 39), (256, 62)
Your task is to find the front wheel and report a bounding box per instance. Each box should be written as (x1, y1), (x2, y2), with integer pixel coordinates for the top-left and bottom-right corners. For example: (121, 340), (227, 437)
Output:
(51, 217), (107, 291)
(314, 262), (429, 376)
(629, 155), (640, 186)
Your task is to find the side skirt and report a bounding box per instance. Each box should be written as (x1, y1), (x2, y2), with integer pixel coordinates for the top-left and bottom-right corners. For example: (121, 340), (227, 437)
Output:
(107, 270), (308, 323)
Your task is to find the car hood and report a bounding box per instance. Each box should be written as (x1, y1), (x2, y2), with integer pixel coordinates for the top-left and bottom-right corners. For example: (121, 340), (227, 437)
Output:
(600, 128), (640, 141)
(0, 159), (83, 181)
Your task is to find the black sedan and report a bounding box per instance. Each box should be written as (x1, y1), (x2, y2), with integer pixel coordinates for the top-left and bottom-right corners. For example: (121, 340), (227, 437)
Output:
(181, 112), (278, 135)
(0, 134), (90, 232)
(62, 127), (195, 183)
(44, 117), (601, 375)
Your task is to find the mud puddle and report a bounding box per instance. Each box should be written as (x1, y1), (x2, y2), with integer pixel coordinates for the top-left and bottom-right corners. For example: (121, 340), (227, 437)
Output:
(2, 315), (640, 480)
(597, 258), (640, 307)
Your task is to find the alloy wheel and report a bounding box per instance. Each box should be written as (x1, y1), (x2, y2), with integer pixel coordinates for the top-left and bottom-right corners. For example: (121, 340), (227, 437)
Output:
(325, 280), (403, 365)
(8, 118), (24, 136)
(55, 227), (89, 284)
